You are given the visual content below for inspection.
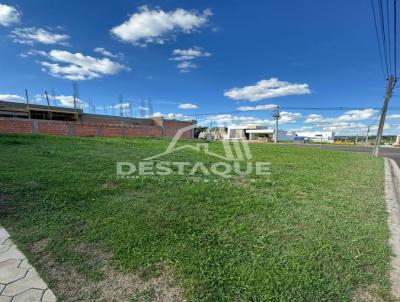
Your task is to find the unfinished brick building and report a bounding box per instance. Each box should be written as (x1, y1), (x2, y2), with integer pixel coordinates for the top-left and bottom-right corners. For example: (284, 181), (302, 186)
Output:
(0, 101), (194, 139)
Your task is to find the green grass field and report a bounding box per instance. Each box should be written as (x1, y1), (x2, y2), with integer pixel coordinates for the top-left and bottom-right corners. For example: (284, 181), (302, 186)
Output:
(0, 135), (392, 301)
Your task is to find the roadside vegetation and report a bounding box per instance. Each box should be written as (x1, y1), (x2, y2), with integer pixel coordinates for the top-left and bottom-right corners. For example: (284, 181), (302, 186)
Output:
(0, 134), (391, 301)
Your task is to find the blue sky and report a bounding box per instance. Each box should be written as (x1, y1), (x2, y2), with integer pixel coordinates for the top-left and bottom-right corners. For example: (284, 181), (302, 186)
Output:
(0, 0), (399, 134)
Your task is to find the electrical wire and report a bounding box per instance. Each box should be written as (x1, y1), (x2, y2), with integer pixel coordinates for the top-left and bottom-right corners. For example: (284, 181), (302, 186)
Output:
(371, 0), (389, 79)
(185, 106), (400, 117)
(394, 0), (398, 77)
(378, 0), (391, 75)
(387, 0), (393, 74)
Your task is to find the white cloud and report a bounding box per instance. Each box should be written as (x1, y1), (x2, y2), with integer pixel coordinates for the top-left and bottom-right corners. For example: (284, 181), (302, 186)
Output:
(279, 111), (302, 123)
(170, 47), (211, 61)
(207, 114), (272, 126)
(304, 109), (377, 124)
(0, 4), (20, 26)
(206, 111), (302, 127)
(387, 114), (400, 120)
(288, 126), (313, 132)
(178, 103), (198, 109)
(301, 109), (379, 134)
(170, 46), (210, 72)
(96, 103), (131, 111)
(336, 109), (377, 121)
(10, 27), (69, 45)
(93, 47), (123, 59)
(177, 61), (197, 73)
(111, 6), (211, 46)
(321, 122), (368, 132)
(237, 104), (277, 111)
(152, 112), (192, 121)
(31, 50), (130, 80)
(20, 49), (47, 58)
(304, 113), (324, 124)
(33, 94), (44, 103)
(0, 94), (25, 103)
(54, 95), (88, 108)
(0, 93), (89, 108)
(224, 78), (311, 101)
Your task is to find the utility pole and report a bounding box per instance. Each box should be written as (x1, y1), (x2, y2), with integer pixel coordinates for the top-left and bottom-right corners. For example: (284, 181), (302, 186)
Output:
(365, 126), (370, 145)
(272, 106), (281, 143)
(373, 75), (396, 157)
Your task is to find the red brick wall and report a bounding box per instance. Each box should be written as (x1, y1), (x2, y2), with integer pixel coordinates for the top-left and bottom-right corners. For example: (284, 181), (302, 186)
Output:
(163, 120), (193, 139)
(124, 126), (163, 137)
(0, 119), (33, 134)
(102, 127), (123, 137)
(38, 121), (68, 136)
(0, 118), (193, 139)
(73, 124), (98, 137)
(146, 126), (164, 137)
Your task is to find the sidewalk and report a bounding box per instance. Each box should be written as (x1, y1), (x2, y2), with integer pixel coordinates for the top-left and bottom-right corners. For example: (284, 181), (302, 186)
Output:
(0, 227), (56, 302)
(384, 158), (400, 299)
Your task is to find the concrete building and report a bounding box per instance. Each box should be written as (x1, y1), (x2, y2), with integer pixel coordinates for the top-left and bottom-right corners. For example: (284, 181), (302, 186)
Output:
(296, 131), (335, 143)
(227, 125), (295, 142)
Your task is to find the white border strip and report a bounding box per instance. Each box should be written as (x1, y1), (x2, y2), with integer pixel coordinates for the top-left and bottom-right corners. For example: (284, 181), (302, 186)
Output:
(384, 158), (400, 298)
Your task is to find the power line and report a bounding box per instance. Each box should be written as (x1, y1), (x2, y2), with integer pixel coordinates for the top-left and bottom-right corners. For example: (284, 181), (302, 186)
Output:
(386, 0), (393, 74)
(371, 0), (398, 156)
(371, 0), (388, 79)
(394, 0), (398, 76)
(183, 106), (400, 117)
(378, 0), (391, 75)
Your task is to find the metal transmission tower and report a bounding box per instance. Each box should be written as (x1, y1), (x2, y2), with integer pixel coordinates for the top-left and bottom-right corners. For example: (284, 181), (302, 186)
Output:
(140, 99), (146, 117)
(129, 100), (134, 117)
(373, 76), (397, 156)
(119, 94), (124, 117)
(147, 99), (154, 117)
(271, 106), (281, 143)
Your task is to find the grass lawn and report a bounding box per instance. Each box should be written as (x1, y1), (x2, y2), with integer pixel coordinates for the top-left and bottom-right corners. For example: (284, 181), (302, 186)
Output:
(0, 134), (392, 301)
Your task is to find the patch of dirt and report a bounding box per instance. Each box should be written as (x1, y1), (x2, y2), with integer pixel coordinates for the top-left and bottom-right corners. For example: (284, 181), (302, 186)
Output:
(30, 239), (184, 302)
(352, 285), (386, 302)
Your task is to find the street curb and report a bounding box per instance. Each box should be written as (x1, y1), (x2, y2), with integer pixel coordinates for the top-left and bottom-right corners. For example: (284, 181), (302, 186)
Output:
(384, 158), (400, 299)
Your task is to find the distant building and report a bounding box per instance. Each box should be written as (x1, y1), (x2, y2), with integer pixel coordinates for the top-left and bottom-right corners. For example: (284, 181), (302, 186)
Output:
(296, 131), (335, 143)
(227, 125), (295, 142)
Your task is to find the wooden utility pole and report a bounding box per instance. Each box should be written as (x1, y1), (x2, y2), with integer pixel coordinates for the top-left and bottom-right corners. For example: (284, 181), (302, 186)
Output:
(272, 106), (280, 143)
(365, 125), (370, 145)
(373, 75), (396, 157)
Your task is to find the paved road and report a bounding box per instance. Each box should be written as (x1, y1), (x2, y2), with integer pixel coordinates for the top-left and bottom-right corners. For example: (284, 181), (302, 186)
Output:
(293, 144), (400, 166)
